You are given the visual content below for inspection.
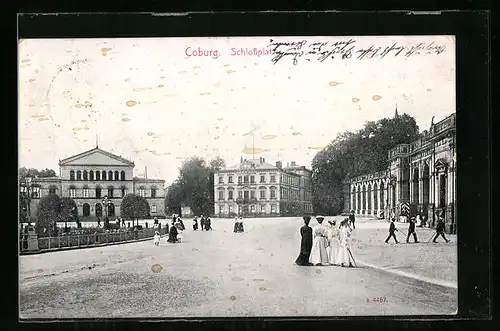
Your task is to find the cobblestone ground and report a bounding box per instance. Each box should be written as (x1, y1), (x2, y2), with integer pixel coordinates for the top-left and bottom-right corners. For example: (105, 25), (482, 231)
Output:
(19, 217), (457, 319)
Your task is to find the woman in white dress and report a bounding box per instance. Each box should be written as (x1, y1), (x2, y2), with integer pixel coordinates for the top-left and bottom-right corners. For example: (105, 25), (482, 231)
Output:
(327, 220), (341, 266)
(175, 220), (183, 242)
(336, 219), (355, 267)
(309, 216), (329, 266)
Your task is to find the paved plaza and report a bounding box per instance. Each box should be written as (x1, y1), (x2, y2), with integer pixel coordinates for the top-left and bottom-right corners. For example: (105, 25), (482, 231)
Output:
(19, 216), (457, 318)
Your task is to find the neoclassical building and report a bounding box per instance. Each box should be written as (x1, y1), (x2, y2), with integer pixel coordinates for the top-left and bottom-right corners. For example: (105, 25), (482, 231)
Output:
(214, 157), (313, 216)
(26, 147), (166, 221)
(343, 113), (456, 234)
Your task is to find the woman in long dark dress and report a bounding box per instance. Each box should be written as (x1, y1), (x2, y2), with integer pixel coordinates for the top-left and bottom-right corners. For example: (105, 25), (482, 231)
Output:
(167, 224), (178, 243)
(295, 215), (313, 266)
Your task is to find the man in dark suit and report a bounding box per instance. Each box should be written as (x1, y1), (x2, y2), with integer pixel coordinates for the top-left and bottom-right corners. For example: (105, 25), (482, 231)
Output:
(406, 217), (419, 243)
(385, 218), (399, 244)
(433, 217), (450, 243)
(295, 215), (313, 266)
(349, 210), (356, 229)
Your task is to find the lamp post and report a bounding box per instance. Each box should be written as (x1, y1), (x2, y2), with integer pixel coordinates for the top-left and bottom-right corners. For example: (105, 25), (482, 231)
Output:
(20, 177), (33, 225)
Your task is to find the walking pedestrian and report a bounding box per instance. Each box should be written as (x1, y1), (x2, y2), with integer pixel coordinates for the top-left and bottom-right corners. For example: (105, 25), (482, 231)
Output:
(406, 216), (419, 243)
(309, 215), (329, 266)
(295, 215), (313, 266)
(349, 210), (356, 229)
(385, 218), (399, 244)
(336, 219), (355, 267)
(432, 217), (450, 243)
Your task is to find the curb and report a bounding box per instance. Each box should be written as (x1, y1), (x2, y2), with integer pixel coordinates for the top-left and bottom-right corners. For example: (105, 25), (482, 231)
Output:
(358, 260), (457, 289)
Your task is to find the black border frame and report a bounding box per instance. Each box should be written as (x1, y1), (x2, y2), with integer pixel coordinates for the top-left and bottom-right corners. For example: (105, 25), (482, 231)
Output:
(12, 9), (492, 331)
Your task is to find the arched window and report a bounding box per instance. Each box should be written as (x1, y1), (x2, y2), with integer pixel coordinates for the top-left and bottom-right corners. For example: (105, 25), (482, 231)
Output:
(70, 170), (75, 180)
(95, 203), (102, 217)
(138, 186), (146, 197)
(120, 185), (127, 197)
(102, 171), (106, 180)
(151, 186), (157, 198)
(82, 203), (90, 217)
(49, 185), (57, 194)
(108, 170), (113, 181)
(83, 170), (88, 181)
(108, 203), (115, 217)
(82, 185), (89, 198)
(95, 186), (102, 199)
(95, 171), (100, 180)
(89, 170), (94, 181)
(120, 170), (125, 181)
(69, 185), (77, 198)
(76, 170), (82, 181)
(114, 171), (119, 181)
(108, 186), (114, 198)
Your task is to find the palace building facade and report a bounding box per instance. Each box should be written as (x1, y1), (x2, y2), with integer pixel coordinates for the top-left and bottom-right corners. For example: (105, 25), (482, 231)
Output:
(26, 147), (166, 221)
(343, 113), (456, 234)
(214, 157), (313, 217)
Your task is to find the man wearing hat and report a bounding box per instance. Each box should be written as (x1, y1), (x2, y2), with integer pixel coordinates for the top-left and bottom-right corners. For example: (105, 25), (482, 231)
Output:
(295, 215), (313, 266)
(385, 218), (399, 244)
(349, 210), (356, 229)
(309, 215), (329, 266)
(406, 216), (419, 243)
(432, 216), (450, 243)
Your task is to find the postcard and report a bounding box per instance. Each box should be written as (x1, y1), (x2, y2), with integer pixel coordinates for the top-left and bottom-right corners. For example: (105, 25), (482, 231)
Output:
(19, 35), (457, 318)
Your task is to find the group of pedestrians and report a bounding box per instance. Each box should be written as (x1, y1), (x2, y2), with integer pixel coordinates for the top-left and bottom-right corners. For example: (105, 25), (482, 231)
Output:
(295, 215), (356, 267)
(192, 215), (212, 231)
(385, 215), (450, 244)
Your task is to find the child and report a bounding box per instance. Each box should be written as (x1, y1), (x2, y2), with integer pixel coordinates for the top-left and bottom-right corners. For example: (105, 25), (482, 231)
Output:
(153, 231), (161, 246)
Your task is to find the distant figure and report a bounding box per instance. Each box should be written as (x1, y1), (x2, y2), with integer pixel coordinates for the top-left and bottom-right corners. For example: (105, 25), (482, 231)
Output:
(174, 220), (183, 242)
(233, 217), (239, 233)
(153, 231), (160, 246)
(145, 221), (148, 229)
(349, 210), (356, 229)
(127, 222), (130, 228)
(433, 217), (450, 243)
(97, 218), (101, 228)
(238, 217), (244, 232)
(167, 224), (178, 243)
(327, 220), (340, 266)
(406, 217), (419, 243)
(178, 218), (185, 231)
(193, 217), (199, 231)
(295, 215), (313, 266)
(336, 219), (355, 267)
(154, 217), (159, 225)
(205, 217), (212, 231)
(200, 215), (205, 230)
(122, 218), (125, 227)
(385, 218), (399, 244)
(309, 215), (329, 266)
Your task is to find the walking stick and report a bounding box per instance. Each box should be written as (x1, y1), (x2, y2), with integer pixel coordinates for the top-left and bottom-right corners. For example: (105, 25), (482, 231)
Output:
(347, 248), (358, 268)
(426, 232), (436, 243)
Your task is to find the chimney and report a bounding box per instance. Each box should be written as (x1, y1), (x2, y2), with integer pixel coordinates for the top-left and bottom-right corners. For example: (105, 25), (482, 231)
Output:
(240, 156), (243, 163)
(276, 161), (282, 169)
(262, 158), (265, 163)
(291, 161), (296, 166)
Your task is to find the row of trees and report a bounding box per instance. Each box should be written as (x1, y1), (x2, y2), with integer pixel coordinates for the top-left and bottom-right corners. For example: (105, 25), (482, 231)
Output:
(311, 113), (421, 215)
(165, 156), (226, 216)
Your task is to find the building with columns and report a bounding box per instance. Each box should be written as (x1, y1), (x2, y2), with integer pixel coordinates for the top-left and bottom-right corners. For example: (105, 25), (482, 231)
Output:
(343, 113), (456, 234)
(214, 157), (313, 217)
(24, 147), (166, 221)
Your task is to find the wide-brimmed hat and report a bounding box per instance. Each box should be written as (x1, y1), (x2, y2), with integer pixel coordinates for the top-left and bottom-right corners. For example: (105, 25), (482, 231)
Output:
(316, 215), (325, 220)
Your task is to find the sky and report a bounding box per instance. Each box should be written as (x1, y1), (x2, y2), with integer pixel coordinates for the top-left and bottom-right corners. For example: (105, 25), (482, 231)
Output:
(18, 36), (455, 186)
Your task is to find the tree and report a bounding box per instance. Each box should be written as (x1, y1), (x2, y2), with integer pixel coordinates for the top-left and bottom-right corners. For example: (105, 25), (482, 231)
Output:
(311, 113), (421, 215)
(279, 201), (302, 217)
(35, 193), (62, 237)
(121, 194), (150, 227)
(177, 157), (212, 216)
(19, 167), (58, 223)
(59, 197), (78, 228)
(165, 180), (183, 215)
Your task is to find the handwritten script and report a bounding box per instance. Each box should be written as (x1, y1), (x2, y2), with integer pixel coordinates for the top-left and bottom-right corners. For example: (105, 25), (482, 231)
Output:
(267, 39), (447, 65)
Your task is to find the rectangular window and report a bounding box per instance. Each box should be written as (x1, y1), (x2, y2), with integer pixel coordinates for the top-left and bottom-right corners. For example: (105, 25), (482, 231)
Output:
(244, 191), (249, 199)
(260, 175), (265, 183)
(270, 189), (276, 199)
(238, 191), (243, 199)
(70, 188), (76, 198)
(139, 188), (146, 197)
(271, 204), (276, 213)
(83, 188), (89, 198)
(218, 191), (224, 200)
(122, 188), (127, 197)
(151, 188), (157, 198)
(260, 205), (265, 213)
(96, 188), (101, 198)
(238, 176), (242, 184)
(151, 205), (157, 213)
(250, 175), (255, 183)
(244, 176), (249, 184)
(251, 205), (255, 212)
(108, 188), (113, 198)
(229, 205), (233, 213)
(219, 205), (224, 213)
(228, 175), (233, 183)
(250, 191), (255, 199)
(219, 176), (223, 184)
(228, 191), (233, 200)
(260, 190), (265, 199)
(270, 175), (276, 183)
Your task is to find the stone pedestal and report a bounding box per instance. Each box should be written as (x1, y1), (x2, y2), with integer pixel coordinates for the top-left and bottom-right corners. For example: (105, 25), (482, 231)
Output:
(26, 225), (39, 251)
